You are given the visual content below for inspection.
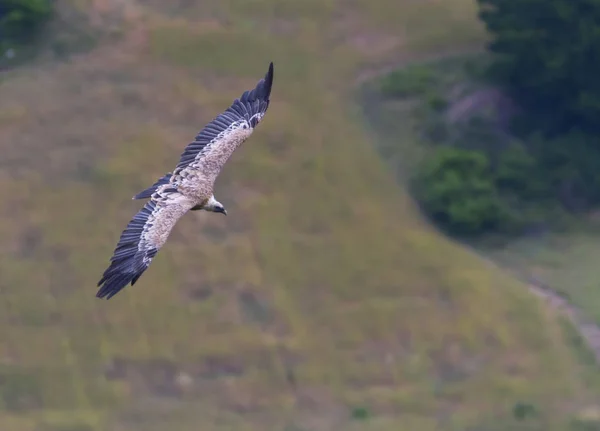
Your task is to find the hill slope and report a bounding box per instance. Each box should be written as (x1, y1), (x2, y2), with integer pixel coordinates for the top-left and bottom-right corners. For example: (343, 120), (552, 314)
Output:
(0, 1), (596, 430)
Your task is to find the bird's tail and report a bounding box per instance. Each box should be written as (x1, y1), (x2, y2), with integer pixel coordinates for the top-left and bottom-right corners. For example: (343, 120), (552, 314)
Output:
(132, 173), (172, 200)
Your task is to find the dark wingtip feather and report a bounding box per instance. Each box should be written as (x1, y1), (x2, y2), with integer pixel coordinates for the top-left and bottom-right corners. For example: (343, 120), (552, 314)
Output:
(263, 61), (274, 101)
(96, 274), (127, 300)
(96, 247), (157, 299)
(96, 201), (158, 299)
(96, 261), (144, 300)
(96, 249), (151, 299)
(240, 61), (274, 105)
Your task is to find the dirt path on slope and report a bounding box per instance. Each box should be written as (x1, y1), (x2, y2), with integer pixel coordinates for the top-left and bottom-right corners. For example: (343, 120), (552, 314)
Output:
(524, 275), (600, 362)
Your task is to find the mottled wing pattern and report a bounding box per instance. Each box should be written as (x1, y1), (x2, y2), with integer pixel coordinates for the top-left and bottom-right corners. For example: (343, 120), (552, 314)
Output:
(132, 173), (172, 200)
(96, 191), (194, 299)
(172, 62), (274, 184)
(97, 62), (275, 299)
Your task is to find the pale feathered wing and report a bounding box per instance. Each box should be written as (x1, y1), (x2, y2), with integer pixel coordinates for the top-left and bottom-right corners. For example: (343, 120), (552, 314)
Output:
(132, 61), (274, 200)
(96, 191), (194, 299)
(97, 62), (274, 299)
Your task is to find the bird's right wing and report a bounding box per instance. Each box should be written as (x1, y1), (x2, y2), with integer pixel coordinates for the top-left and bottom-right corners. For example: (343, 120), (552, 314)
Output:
(171, 62), (274, 185)
(133, 62), (274, 201)
(96, 190), (194, 299)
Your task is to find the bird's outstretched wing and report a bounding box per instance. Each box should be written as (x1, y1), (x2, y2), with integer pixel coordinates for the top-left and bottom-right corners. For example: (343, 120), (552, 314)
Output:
(96, 191), (194, 299)
(171, 62), (274, 185)
(132, 173), (172, 200)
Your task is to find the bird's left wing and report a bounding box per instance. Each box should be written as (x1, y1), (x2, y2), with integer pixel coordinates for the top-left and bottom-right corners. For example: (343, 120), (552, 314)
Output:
(172, 62), (274, 185)
(96, 190), (194, 299)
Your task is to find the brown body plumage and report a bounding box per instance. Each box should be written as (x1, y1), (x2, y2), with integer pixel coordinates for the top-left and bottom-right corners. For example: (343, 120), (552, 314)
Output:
(96, 62), (274, 299)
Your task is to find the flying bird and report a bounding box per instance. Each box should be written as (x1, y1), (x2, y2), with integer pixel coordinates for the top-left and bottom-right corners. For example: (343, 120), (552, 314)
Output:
(96, 62), (274, 300)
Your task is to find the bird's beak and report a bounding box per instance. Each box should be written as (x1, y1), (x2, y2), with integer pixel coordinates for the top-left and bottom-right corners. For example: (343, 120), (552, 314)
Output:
(222, 209), (227, 216)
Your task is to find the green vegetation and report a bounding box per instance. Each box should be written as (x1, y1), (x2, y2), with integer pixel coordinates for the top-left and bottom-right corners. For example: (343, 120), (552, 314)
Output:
(477, 0), (600, 136)
(374, 50), (600, 237)
(379, 65), (437, 98)
(0, 0), (99, 68)
(373, 57), (543, 236)
(0, 0), (598, 430)
(412, 139), (559, 236)
(367, 53), (600, 326)
(0, 0), (52, 46)
(412, 147), (508, 236)
(362, 0), (600, 331)
(371, 0), (600, 237)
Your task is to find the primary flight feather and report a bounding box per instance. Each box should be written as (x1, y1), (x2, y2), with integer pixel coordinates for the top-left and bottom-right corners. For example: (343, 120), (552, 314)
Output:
(96, 62), (274, 300)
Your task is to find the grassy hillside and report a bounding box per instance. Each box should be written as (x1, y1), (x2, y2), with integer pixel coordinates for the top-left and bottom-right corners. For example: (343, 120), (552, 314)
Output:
(0, 1), (598, 430)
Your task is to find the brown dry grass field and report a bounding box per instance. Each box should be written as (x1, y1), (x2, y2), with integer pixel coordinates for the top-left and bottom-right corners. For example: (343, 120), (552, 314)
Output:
(0, 1), (598, 430)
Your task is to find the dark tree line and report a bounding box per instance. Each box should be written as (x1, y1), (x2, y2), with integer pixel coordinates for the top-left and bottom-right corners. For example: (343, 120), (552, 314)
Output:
(401, 0), (600, 237)
(477, 0), (600, 137)
(0, 0), (52, 46)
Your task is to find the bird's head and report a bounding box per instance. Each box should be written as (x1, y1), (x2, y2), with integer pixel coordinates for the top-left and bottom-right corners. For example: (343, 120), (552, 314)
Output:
(206, 195), (227, 216)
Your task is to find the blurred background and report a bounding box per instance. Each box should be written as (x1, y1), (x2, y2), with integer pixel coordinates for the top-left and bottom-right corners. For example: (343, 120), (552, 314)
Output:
(1, 0), (600, 430)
